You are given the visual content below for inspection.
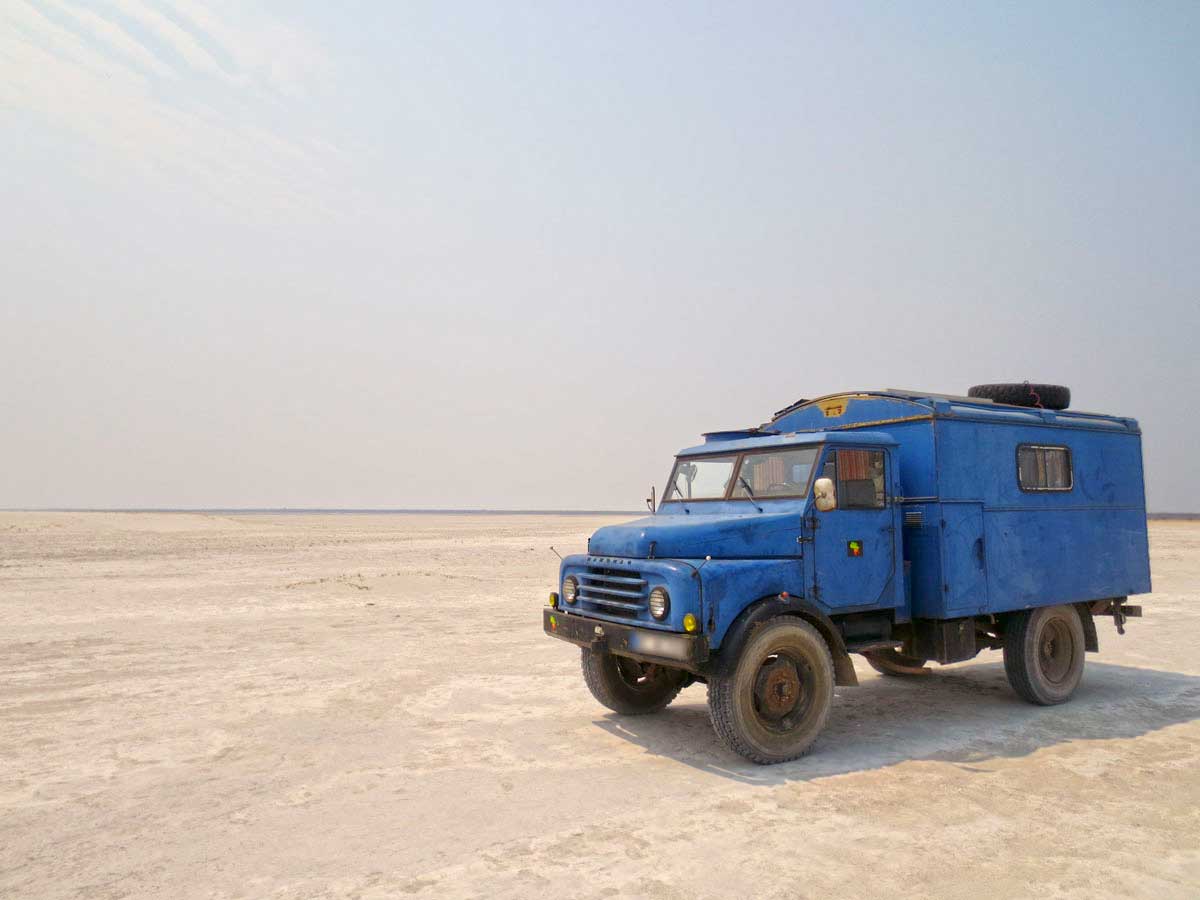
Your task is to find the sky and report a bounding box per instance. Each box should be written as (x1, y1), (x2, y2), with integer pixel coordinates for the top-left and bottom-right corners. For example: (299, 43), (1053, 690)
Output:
(2, 1), (1198, 511)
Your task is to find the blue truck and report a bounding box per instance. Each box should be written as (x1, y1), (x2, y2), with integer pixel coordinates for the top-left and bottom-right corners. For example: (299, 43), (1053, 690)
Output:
(543, 383), (1151, 764)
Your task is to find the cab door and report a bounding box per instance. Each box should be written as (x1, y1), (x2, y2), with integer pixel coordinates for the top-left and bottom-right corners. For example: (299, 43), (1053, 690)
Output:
(808, 446), (899, 610)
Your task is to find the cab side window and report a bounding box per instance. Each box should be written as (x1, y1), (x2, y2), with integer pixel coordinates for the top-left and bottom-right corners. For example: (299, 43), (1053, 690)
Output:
(823, 449), (886, 509)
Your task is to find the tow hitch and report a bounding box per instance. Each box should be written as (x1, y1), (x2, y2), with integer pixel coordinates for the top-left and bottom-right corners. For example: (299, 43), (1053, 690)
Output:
(1092, 599), (1142, 635)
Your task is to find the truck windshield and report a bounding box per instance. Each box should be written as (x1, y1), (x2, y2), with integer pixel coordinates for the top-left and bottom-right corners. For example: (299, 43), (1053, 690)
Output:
(663, 446), (820, 503)
(732, 447), (819, 498)
(664, 455), (737, 501)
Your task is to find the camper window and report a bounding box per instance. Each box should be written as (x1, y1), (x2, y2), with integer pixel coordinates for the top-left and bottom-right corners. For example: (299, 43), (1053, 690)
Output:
(1017, 445), (1073, 492)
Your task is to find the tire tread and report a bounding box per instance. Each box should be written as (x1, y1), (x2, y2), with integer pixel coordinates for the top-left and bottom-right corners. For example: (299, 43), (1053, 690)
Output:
(1003, 605), (1085, 705)
(580, 648), (684, 715)
(968, 382), (1070, 410)
(707, 616), (833, 765)
(1002, 610), (1043, 704)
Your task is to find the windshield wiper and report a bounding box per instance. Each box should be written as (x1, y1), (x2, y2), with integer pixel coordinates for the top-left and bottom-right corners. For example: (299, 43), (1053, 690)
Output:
(738, 477), (764, 513)
(669, 482), (691, 514)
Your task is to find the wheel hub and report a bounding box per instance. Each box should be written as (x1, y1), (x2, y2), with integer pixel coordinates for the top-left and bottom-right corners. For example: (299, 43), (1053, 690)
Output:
(754, 658), (803, 720)
(1038, 619), (1072, 684)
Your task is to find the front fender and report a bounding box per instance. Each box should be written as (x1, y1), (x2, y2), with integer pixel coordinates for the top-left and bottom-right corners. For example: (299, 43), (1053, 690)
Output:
(711, 595), (859, 687)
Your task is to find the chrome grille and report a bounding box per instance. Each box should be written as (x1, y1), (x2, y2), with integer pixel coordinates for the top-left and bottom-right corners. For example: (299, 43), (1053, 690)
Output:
(578, 568), (648, 618)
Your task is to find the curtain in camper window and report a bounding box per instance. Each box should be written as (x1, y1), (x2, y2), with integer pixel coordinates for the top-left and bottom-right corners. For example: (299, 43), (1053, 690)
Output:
(1017, 445), (1073, 491)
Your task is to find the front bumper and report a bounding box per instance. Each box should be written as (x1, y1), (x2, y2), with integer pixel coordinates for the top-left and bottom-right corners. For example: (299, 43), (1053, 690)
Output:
(543, 607), (708, 672)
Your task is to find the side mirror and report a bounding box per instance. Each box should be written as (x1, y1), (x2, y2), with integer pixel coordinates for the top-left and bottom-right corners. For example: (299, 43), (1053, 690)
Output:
(646, 485), (656, 514)
(814, 477), (837, 512)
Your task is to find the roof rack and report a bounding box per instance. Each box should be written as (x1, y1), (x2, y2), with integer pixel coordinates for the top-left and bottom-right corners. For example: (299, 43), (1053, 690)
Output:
(771, 398), (810, 419)
(882, 388), (994, 404)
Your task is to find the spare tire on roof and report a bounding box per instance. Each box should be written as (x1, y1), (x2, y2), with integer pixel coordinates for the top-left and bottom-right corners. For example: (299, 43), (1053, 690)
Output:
(968, 383), (1070, 410)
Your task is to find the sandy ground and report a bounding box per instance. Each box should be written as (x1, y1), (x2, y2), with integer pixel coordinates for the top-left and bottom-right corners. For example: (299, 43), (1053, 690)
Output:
(1, 513), (1198, 900)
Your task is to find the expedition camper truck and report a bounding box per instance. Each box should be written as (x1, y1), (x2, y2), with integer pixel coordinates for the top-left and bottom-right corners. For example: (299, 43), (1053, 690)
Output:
(543, 384), (1151, 764)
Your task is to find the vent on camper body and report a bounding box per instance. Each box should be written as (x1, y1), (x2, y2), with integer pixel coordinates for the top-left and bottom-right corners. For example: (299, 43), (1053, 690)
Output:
(904, 509), (924, 527)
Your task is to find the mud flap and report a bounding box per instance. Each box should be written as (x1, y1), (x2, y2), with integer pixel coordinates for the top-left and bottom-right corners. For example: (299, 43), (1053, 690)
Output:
(1078, 603), (1099, 653)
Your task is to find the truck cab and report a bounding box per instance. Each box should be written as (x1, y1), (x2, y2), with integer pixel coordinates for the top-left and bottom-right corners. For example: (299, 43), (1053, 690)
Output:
(543, 385), (1151, 764)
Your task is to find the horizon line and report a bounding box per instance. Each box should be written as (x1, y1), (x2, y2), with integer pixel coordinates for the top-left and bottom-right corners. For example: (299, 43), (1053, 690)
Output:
(2, 508), (1198, 518)
(0, 507), (644, 516)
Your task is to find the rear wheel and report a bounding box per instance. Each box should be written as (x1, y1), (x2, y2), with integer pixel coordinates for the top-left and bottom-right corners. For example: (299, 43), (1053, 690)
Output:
(580, 648), (686, 715)
(707, 617), (834, 764)
(1003, 605), (1085, 705)
(863, 648), (930, 676)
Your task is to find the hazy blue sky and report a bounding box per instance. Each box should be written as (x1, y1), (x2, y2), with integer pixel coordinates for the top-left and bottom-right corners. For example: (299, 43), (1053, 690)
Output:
(2, 2), (1198, 510)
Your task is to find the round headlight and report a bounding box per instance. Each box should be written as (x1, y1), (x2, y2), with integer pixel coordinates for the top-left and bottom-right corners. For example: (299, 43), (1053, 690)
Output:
(563, 575), (579, 603)
(648, 587), (670, 620)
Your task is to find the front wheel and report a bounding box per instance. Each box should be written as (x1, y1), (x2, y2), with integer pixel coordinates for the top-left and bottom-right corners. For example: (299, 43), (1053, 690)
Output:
(1003, 604), (1085, 705)
(707, 616), (834, 765)
(580, 648), (686, 714)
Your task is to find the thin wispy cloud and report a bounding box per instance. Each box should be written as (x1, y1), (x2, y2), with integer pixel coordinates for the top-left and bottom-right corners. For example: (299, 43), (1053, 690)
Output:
(1, 0), (340, 218)
(40, 0), (176, 79)
(167, 0), (329, 98)
(4, 1), (150, 90)
(108, 0), (232, 82)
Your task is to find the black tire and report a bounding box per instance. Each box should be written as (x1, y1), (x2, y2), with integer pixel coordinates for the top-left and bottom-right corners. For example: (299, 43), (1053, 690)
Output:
(968, 383), (1070, 410)
(580, 648), (686, 715)
(707, 616), (834, 765)
(863, 648), (930, 677)
(1003, 605), (1085, 705)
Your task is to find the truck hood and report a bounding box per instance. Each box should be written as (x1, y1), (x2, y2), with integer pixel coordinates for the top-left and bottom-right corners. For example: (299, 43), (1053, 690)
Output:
(588, 510), (805, 559)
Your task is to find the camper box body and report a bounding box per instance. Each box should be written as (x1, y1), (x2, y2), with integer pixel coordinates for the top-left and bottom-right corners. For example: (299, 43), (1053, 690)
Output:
(761, 391), (1151, 624)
